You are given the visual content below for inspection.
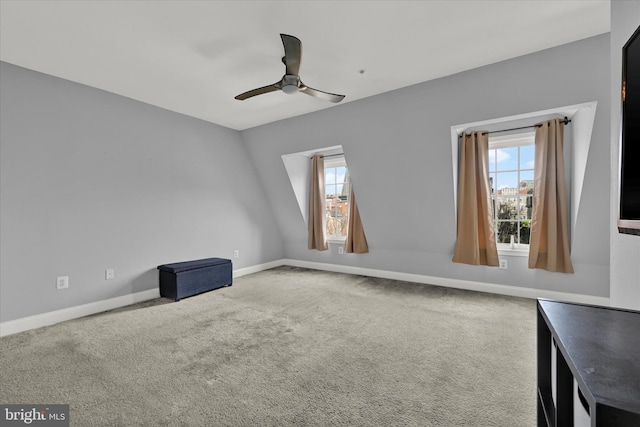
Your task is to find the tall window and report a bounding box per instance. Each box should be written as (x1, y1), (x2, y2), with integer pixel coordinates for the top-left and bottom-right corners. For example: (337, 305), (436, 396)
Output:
(324, 155), (350, 240)
(488, 132), (535, 249)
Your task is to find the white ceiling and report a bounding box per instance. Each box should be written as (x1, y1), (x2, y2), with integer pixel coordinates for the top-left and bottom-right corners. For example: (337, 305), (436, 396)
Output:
(0, 1), (610, 131)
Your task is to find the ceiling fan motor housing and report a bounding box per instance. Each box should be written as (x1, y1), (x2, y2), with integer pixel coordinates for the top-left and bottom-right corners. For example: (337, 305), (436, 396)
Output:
(281, 74), (300, 94)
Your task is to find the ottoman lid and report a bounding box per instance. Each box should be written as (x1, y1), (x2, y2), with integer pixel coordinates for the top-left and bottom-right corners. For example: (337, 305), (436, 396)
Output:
(157, 257), (231, 273)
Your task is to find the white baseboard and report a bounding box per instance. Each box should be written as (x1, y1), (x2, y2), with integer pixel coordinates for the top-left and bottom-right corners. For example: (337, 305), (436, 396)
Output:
(279, 259), (611, 307)
(233, 260), (283, 278)
(0, 289), (160, 337)
(0, 261), (281, 337)
(1, 258), (609, 337)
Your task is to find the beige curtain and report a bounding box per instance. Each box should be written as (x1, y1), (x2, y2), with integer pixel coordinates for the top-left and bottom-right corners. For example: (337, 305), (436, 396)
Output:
(344, 185), (369, 253)
(529, 119), (574, 273)
(308, 154), (328, 251)
(452, 131), (499, 266)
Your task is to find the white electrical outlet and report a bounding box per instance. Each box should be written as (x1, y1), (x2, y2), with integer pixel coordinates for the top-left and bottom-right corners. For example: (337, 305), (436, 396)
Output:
(234, 250), (239, 258)
(338, 247), (344, 254)
(56, 276), (69, 290)
(105, 269), (115, 280)
(499, 259), (508, 270)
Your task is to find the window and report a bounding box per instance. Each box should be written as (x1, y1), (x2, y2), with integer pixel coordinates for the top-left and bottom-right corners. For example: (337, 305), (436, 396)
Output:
(488, 131), (535, 251)
(452, 102), (597, 263)
(324, 155), (350, 241)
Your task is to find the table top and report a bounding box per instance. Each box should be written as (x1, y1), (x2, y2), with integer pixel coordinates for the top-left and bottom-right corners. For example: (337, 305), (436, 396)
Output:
(538, 299), (640, 415)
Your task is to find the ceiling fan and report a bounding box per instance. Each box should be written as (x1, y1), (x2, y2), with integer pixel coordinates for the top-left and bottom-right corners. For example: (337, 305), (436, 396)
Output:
(234, 34), (345, 103)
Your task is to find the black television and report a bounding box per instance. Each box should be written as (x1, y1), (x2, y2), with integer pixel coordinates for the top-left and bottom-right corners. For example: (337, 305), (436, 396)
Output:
(618, 24), (640, 236)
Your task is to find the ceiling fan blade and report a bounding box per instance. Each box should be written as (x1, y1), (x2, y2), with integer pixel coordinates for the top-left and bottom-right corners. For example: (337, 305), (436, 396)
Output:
(300, 85), (345, 103)
(280, 34), (302, 76)
(234, 83), (281, 100)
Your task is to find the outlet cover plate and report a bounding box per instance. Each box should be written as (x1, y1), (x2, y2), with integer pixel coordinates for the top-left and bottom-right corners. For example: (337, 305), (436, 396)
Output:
(56, 276), (69, 289)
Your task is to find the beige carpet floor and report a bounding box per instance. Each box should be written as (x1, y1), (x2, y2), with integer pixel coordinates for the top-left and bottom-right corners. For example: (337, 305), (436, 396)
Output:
(0, 266), (537, 426)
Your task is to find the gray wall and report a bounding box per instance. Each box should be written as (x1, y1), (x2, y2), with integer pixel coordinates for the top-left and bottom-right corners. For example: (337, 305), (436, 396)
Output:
(0, 31), (616, 324)
(0, 62), (283, 322)
(241, 34), (611, 298)
(610, 1), (640, 310)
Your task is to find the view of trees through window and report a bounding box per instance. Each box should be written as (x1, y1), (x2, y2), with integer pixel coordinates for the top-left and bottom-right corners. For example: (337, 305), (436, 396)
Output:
(489, 135), (535, 247)
(324, 159), (350, 240)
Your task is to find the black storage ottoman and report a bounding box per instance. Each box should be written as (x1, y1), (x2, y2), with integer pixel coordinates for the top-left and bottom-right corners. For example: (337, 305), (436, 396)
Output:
(157, 257), (232, 301)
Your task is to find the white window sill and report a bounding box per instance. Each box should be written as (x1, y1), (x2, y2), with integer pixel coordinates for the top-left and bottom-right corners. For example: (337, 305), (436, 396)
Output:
(327, 238), (346, 244)
(497, 245), (529, 257)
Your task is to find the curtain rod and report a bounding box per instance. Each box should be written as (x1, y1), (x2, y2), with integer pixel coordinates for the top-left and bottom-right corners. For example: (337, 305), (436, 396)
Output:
(309, 153), (344, 159)
(481, 117), (571, 136)
(458, 117), (572, 138)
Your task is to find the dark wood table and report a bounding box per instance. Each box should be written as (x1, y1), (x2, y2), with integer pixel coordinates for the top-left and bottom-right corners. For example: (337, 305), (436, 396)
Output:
(537, 298), (640, 427)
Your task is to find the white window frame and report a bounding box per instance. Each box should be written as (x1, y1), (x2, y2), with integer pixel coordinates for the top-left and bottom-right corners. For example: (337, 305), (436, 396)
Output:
(324, 155), (350, 243)
(489, 132), (535, 257)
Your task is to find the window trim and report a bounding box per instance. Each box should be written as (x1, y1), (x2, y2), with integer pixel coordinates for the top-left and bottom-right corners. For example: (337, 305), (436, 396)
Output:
(498, 245), (529, 257)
